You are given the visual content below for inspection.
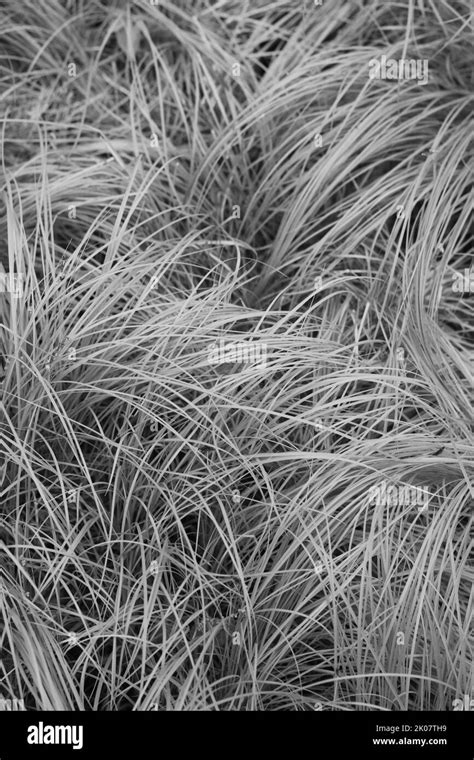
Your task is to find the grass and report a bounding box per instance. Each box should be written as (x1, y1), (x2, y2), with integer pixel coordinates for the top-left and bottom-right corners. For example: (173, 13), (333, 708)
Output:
(0, 0), (473, 711)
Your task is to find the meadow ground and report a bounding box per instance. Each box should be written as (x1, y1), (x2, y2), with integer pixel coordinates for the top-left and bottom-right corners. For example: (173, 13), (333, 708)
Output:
(0, 0), (473, 710)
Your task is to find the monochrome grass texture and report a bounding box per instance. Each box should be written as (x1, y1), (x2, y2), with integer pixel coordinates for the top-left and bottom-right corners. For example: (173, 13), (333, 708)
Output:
(0, 0), (473, 711)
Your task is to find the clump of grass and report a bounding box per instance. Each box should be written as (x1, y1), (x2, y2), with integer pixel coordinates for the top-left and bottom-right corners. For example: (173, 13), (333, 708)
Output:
(0, 0), (472, 711)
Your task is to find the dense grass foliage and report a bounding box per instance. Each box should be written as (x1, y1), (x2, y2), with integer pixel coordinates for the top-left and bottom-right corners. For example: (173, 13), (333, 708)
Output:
(0, 0), (472, 711)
